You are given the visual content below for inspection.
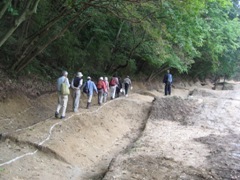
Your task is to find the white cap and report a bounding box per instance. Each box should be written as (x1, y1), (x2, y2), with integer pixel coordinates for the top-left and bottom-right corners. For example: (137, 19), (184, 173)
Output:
(76, 72), (83, 77)
(87, 76), (91, 80)
(62, 71), (68, 76)
(104, 77), (108, 81)
(100, 77), (103, 80)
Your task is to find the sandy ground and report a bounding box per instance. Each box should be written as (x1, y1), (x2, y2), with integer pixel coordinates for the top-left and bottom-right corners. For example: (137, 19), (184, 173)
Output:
(0, 81), (240, 179)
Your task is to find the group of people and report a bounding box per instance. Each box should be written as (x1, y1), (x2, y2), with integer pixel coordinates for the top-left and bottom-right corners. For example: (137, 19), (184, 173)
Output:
(55, 71), (132, 119)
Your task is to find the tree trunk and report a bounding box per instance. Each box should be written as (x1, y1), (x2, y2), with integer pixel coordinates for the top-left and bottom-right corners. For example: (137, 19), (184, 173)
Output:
(146, 66), (168, 82)
(13, 16), (89, 73)
(11, 0), (94, 73)
(0, 0), (41, 47)
(0, 0), (11, 19)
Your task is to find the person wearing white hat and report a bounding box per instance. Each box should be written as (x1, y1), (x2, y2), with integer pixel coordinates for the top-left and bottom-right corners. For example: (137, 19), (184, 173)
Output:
(103, 77), (109, 102)
(123, 75), (132, 97)
(55, 70), (70, 119)
(71, 72), (83, 112)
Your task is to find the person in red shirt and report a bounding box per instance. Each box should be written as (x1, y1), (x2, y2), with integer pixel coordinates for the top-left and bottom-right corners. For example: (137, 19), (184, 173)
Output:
(97, 77), (106, 105)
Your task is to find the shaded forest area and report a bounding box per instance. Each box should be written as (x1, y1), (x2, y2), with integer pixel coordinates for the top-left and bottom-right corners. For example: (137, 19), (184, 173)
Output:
(0, 0), (240, 85)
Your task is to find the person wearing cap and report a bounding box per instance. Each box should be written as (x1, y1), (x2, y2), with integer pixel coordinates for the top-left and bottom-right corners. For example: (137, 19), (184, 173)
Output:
(83, 76), (98, 109)
(55, 70), (70, 119)
(97, 77), (107, 105)
(109, 74), (119, 99)
(71, 72), (83, 112)
(123, 75), (132, 97)
(103, 77), (109, 103)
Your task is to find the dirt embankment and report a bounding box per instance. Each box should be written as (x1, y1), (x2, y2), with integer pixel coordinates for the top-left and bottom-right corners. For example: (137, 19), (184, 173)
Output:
(0, 83), (155, 179)
(0, 78), (240, 180)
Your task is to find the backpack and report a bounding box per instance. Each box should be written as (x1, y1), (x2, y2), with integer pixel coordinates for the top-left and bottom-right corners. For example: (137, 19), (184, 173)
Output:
(97, 80), (103, 89)
(73, 77), (81, 87)
(109, 78), (116, 86)
(60, 78), (70, 95)
(83, 82), (89, 94)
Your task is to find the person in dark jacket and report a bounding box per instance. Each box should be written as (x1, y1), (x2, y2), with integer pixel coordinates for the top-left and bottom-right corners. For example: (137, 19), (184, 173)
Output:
(163, 70), (173, 96)
(115, 77), (122, 98)
(71, 72), (83, 112)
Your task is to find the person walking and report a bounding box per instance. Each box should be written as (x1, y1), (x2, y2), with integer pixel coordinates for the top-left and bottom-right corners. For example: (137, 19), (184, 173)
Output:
(103, 77), (109, 103)
(83, 76), (98, 109)
(55, 70), (70, 119)
(97, 77), (106, 105)
(163, 70), (173, 96)
(109, 74), (119, 99)
(123, 76), (132, 97)
(71, 72), (83, 112)
(116, 77), (122, 98)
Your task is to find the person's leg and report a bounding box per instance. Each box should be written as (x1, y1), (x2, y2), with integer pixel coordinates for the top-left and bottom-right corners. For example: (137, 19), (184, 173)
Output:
(168, 83), (171, 95)
(125, 83), (129, 96)
(164, 83), (168, 96)
(61, 95), (68, 118)
(103, 92), (108, 102)
(112, 85), (117, 99)
(56, 93), (62, 117)
(72, 90), (76, 111)
(99, 89), (104, 105)
(116, 87), (120, 98)
(87, 94), (93, 108)
(74, 90), (80, 112)
(110, 86), (115, 99)
(98, 90), (101, 104)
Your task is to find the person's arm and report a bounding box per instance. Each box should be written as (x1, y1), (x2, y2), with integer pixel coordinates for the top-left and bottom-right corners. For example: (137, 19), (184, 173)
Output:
(79, 79), (83, 88)
(115, 77), (119, 85)
(163, 74), (167, 83)
(93, 82), (98, 93)
(66, 78), (70, 88)
(71, 79), (75, 89)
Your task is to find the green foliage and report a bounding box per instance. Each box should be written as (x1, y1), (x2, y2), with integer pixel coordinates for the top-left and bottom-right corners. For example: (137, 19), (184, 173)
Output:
(0, 0), (239, 82)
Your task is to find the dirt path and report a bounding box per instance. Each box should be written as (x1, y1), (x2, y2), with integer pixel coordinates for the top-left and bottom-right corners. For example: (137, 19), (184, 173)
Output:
(0, 82), (240, 179)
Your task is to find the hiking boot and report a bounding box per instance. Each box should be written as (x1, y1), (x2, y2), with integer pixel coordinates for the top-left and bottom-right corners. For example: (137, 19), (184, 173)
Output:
(55, 112), (59, 118)
(86, 102), (90, 109)
(60, 116), (65, 119)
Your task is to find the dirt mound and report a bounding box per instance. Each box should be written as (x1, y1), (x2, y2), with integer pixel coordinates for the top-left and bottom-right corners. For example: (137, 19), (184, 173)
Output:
(150, 96), (200, 125)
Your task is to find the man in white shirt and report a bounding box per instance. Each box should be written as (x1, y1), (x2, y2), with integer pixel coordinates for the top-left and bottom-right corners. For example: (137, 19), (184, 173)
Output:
(55, 71), (70, 119)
